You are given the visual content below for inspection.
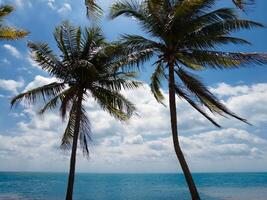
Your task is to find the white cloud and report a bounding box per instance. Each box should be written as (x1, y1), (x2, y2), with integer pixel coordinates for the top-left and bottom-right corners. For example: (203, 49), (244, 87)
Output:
(223, 84), (267, 126)
(0, 77), (267, 172)
(125, 135), (144, 145)
(3, 44), (21, 58)
(0, 78), (24, 94)
(14, 0), (32, 8)
(57, 3), (72, 14)
(47, 0), (56, 10)
(1, 58), (11, 65)
(210, 82), (267, 98)
(24, 75), (57, 91)
(47, 1), (72, 15)
(15, 0), (23, 7)
(181, 128), (267, 159)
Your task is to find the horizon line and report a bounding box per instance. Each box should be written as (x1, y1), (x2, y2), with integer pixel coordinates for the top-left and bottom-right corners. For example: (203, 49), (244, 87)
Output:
(1, 171), (266, 174)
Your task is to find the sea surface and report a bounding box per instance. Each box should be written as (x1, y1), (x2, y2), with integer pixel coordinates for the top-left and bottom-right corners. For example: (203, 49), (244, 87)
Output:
(0, 172), (267, 200)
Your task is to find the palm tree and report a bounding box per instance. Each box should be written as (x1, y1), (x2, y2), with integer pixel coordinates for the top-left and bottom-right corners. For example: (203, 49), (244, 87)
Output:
(110, 0), (267, 199)
(0, 5), (28, 40)
(11, 22), (142, 200)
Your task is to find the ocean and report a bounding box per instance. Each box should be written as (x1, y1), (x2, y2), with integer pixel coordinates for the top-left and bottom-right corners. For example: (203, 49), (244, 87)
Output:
(0, 172), (266, 200)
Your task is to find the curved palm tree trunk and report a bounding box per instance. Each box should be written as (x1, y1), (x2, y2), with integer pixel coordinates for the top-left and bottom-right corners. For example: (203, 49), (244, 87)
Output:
(65, 92), (83, 200)
(168, 63), (201, 200)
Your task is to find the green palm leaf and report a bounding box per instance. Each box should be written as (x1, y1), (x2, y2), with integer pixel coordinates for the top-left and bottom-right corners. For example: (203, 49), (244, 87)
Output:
(85, 0), (103, 20)
(175, 68), (249, 124)
(150, 62), (165, 104)
(11, 82), (65, 107)
(0, 5), (28, 40)
(91, 86), (136, 121)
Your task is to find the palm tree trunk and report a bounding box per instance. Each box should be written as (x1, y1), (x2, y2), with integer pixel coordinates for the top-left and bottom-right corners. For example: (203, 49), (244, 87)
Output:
(168, 63), (201, 200)
(65, 92), (83, 200)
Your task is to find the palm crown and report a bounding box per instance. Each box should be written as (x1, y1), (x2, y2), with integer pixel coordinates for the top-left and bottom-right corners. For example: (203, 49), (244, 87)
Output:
(110, 0), (267, 127)
(0, 5), (28, 40)
(11, 22), (141, 155)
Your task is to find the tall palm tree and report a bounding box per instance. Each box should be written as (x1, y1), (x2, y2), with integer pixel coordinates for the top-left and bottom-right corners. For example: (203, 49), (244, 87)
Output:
(11, 22), (142, 200)
(110, 0), (267, 199)
(0, 5), (28, 40)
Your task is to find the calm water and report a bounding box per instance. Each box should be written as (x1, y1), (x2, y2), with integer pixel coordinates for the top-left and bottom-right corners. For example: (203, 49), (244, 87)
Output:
(0, 172), (267, 200)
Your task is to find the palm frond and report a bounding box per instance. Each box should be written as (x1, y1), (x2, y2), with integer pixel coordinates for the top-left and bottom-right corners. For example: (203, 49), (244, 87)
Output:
(81, 26), (106, 59)
(110, 0), (145, 20)
(91, 86), (136, 121)
(180, 35), (251, 50)
(178, 50), (267, 69)
(54, 21), (80, 61)
(111, 48), (155, 72)
(85, 0), (103, 20)
(232, 0), (255, 10)
(0, 5), (13, 18)
(61, 99), (91, 156)
(39, 87), (74, 115)
(111, 36), (158, 72)
(175, 68), (250, 124)
(59, 86), (79, 119)
(150, 62), (165, 104)
(173, 0), (216, 19)
(0, 5), (28, 40)
(79, 105), (91, 156)
(110, 0), (162, 37)
(196, 8), (238, 23)
(28, 42), (65, 77)
(175, 85), (220, 127)
(192, 19), (263, 37)
(11, 82), (65, 107)
(61, 100), (78, 150)
(121, 34), (163, 52)
(0, 27), (28, 40)
(170, 8), (236, 41)
(97, 77), (142, 91)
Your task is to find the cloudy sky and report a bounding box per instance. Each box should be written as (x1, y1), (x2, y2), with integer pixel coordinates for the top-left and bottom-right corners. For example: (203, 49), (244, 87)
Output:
(0, 0), (267, 173)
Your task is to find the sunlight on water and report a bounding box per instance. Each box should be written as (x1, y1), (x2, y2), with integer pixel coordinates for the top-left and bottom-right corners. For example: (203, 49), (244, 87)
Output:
(202, 187), (267, 200)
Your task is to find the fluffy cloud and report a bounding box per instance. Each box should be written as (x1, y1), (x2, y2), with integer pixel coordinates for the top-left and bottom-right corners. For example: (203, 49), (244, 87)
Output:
(0, 76), (267, 172)
(23, 75), (57, 91)
(47, 0), (56, 10)
(3, 44), (21, 58)
(210, 83), (267, 126)
(57, 3), (72, 14)
(0, 78), (24, 94)
(181, 128), (266, 158)
(46, 1), (72, 15)
(125, 135), (144, 145)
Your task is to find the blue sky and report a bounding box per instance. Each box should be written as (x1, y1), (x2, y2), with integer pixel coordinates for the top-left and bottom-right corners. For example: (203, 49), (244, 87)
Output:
(0, 0), (266, 173)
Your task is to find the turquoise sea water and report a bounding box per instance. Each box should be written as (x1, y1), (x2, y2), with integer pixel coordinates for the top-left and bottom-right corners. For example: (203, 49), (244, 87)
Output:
(0, 172), (267, 200)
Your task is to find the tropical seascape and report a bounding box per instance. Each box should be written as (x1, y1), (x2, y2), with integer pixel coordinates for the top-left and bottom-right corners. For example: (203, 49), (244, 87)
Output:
(1, 0), (267, 200)
(1, 172), (267, 200)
